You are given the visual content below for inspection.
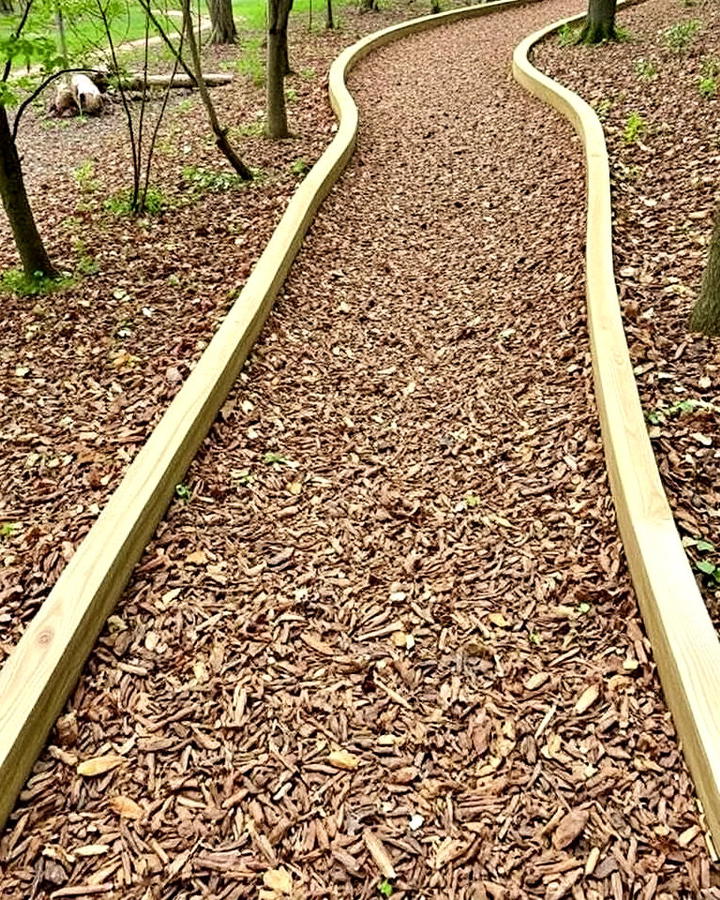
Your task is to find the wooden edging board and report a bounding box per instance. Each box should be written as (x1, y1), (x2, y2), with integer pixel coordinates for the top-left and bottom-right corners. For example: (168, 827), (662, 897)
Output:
(0, 0), (533, 833)
(513, 16), (720, 850)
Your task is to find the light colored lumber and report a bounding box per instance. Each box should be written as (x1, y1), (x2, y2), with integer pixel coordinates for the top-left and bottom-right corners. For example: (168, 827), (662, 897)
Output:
(0, 0), (534, 834)
(513, 12), (720, 850)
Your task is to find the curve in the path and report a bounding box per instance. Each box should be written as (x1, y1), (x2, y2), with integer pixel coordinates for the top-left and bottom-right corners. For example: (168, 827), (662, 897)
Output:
(0, 0), (533, 833)
(514, 12), (720, 850)
(1, 1), (710, 896)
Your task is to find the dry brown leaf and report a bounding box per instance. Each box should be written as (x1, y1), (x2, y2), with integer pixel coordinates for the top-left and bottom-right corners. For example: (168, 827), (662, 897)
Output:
(525, 671), (549, 691)
(363, 829), (396, 878)
(74, 844), (109, 857)
(109, 795), (145, 819)
(574, 684), (600, 714)
(185, 549), (207, 565)
(552, 808), (590, 849)
(488, 612), (510, 628)
(77, 755), (125, 777)
(327, 749), (361, 770)
(262, 867), (293, 894)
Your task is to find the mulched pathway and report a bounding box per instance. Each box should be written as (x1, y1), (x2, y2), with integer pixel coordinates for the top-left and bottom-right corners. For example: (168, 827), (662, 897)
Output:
(534, 0), (720, 628)
(2, 1), (718, 898)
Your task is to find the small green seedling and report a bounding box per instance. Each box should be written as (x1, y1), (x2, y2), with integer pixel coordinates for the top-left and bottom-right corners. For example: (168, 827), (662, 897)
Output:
(577, 601), (592, 615)
(557, 23), (580, 46)
(0, 523), (19, 538)
(263, 451), (298, 468)
(689, 537), (720, 585)
(465, 494), (481, 508)
(634, 57), (657, 81)
(615, 24), (632, 42)
(72, 159), (99, 193)
(183, 165), (247, 193)
(231, 468), (254, 486)
(662, 19), (701, 51)
(593, 97), (613, 120)
(645, 397), (717, 425)
(623, 111), (646, 143)
(175, 483), (192, 501)
(699, 76), (717, 97)
(290, 157), (310, 176)
(378, 880), (394, 898)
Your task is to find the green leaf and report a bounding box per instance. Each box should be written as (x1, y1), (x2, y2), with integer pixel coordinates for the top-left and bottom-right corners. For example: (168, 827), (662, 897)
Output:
(378, 880), (393, 898)
(175, 483), (192, 501)
(696, 559), (716, 576)
(697, 540), (715, 553)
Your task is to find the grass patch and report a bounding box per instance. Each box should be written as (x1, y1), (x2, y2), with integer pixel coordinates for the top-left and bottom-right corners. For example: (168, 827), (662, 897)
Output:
(662, 19), (701, 51)
(0, 268), (74, 297)
(104, 186), (168, 215)
(623, 111), (646, 143)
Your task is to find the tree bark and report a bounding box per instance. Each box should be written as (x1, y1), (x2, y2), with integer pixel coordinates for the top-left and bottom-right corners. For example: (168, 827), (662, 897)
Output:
(266, 0), (292, 138)
(691, 208), (720, 335)
(360, 0), (378, 12)
(208, 0), (237, 44)
(579, 0), (617, 43)
(0, 106), (57, 278)
(325, 0), (334, 29)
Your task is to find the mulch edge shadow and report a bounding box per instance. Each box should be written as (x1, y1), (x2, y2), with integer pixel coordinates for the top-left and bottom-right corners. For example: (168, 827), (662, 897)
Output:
(512, 6), (720, 853)
(0, 0), (535, 835)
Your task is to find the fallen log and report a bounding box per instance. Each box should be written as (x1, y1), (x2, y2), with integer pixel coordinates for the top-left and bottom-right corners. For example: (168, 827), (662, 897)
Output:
(125, 72), (233, 89)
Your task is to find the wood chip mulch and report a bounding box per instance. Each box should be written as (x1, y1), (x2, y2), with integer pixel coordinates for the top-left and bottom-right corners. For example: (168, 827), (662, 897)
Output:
(2, 1), (719, 898)
(534, 0), (720, 628)
(0, 0), (465, 657)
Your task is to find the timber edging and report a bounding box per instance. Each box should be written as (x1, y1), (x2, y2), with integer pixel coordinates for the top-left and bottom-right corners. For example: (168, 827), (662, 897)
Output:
(513, 13), (720, 851)
(0, 0), (532, 833)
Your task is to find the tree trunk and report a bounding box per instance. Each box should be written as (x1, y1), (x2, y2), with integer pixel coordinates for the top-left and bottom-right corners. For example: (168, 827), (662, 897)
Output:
(360, 0), (378, 12)
(266, 0), (292, 139)
(325, 0), (334, 29)
(208, 0), (237, 44)
(181, 0), (253, 179)
(579, 0), (617, 43)
(690, 208), (720, 335)
(0, 106), (57, 279)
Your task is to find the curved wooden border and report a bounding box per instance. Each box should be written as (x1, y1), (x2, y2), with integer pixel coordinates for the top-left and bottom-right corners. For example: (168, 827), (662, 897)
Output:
(0, 0), (533, 833)
(513, 16), (720, 849)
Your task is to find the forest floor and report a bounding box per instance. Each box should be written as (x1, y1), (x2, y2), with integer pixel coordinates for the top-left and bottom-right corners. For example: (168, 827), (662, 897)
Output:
(0, 0), (459, 658)
(536, 0), (720, 630)
(1, 0), (719, 897)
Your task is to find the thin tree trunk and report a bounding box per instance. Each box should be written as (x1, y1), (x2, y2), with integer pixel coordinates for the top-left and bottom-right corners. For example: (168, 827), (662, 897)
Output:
(266, 0), (292, 138)
(55, 6), (68, 68)
(182, 0), (252, 178)
(579, 0), (617, 43)
(208, 0), (237, 44)
(0, 106), (57, 278)
(325, 0), (333, 29)
(691, 208), (720, 335)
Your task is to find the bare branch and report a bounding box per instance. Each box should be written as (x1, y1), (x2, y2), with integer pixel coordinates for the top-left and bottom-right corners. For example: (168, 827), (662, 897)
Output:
(2, 0), (35, 82)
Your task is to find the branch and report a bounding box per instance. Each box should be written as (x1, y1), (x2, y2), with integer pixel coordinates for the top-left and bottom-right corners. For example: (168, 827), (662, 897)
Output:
(135, 0), (196, 84)
(2, 0), (34, 82)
